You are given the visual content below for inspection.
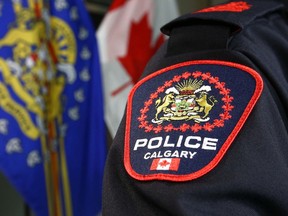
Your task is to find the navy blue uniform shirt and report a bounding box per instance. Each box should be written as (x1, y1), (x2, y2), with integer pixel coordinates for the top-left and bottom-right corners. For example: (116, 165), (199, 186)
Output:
(103, 0), (288, 215)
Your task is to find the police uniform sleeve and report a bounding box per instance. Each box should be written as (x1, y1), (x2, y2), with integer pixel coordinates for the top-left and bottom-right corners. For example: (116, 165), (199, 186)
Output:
(102, 1), (288, 216)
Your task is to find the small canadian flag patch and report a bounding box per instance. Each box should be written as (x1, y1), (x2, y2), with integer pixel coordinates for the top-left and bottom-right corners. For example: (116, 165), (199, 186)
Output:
(150, 158), (181, 171)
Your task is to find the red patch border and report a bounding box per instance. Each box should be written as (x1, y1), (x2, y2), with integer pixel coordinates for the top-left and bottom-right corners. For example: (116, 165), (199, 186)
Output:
(124, 60), (263, 182)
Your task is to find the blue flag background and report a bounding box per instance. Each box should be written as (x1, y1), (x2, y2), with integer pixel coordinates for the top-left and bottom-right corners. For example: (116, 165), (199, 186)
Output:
(0, 0), (106, 215)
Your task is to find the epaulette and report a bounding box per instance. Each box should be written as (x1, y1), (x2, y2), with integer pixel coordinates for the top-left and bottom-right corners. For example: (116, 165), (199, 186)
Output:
(161, 0), (284, 36)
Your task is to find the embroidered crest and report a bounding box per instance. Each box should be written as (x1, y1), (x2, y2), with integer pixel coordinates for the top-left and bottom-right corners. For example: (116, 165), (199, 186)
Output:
(151, 78), (217, 123)
(124, 60), (263, 181)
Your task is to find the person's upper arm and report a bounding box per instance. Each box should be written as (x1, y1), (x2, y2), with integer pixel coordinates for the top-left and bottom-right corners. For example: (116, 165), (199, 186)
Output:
(103, 1), (288, 215)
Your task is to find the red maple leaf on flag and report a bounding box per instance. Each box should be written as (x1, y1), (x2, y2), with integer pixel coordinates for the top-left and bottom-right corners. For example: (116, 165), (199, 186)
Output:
(119, 14), (165, 84)
(159, 160), (170, 168)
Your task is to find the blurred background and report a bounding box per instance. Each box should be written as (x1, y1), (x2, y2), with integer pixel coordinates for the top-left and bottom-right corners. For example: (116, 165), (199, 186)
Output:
(0, 0), (226, 215)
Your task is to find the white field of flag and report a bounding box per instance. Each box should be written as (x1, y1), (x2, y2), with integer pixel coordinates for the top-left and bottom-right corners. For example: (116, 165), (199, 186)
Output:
(97, 0), (179, 137)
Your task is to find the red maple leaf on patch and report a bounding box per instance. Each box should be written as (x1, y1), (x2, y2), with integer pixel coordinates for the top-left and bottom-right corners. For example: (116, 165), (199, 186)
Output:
(119, 14), (165, 84)
(164, 124), (174, 132)
(201, 73), (211, 80)
(222, 104), (234, 112)
(157, 86), (165, 93)
(164, 80), (173, 87)
(145, 125), (153, 132)
(215, 81), (226, 90)
(220, 112), (232, 120)
(213, 119), (225, 128)
(140, 107), (149, 114)
(192, 71), (202, 78)
(153, 125), (163, 133)
(138, 114), (147, 122)
(208, 76), (219, 84)
(222, 95), (234, 103)
(182, 72), (191, 79)
(144, 99), (153, 107)
(173, 75), (182, 82)
(191, 124), (202, 133)
(203, 123), (214, 132)
(139, 121), (148, 129)
(150, 92), (159, 99)
(220, 88), (231, 95)
(180, 123), (190, 132)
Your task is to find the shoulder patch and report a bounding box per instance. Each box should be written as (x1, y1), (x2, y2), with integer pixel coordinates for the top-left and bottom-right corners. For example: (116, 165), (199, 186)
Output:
(124, 60), (263, 181)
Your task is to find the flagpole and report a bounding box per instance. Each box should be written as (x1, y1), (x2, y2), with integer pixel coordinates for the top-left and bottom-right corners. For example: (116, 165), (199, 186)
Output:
(58, 115), (73, 216)
(45, 27), (74, 216)
(32, 1), (64, 215)
(40, 134), (55, 216)
(41, 1), (74, 215)
(47, 121), (63, 216)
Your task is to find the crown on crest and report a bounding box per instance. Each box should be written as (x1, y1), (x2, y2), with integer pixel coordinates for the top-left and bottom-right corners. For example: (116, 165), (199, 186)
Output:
(175, 79), (203, 95)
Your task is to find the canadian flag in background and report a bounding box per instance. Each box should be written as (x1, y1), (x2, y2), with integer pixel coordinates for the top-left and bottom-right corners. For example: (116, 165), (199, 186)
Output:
(97, 0), (179, 137)
(150, 158), (181, 171)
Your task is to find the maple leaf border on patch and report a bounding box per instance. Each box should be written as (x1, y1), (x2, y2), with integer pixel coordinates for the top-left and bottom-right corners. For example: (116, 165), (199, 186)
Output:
(137, 71), (234, 134)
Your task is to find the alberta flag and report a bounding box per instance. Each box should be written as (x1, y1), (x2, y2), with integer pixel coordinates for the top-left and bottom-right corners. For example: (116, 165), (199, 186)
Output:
(0, 1), (106, 216)
(97, 0), (179, 137)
